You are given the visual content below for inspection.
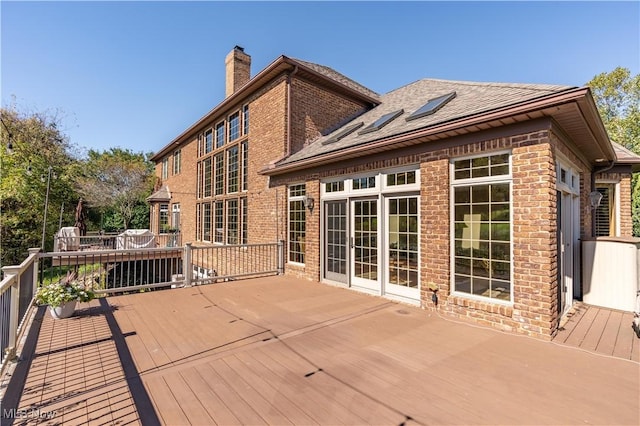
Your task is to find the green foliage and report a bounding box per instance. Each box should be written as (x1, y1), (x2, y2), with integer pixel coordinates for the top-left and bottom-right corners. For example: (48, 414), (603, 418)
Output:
(36, 271), (95, 307)
(76, 148), (155, 230)
(1, 106), (79, 267)
(588, 67), (640, 235)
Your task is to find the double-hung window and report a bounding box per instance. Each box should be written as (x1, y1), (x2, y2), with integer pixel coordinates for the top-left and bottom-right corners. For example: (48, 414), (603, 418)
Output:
(452, 153), (512, 302)
(288, 185), (306, 264)
(162, 157), (169, 180)
(204, 129), (213, 154)
(216, 122), (225, 148)
(229, 112), (240, 142)
(173, 149), (181, 175)
(159, 204), (169, 233)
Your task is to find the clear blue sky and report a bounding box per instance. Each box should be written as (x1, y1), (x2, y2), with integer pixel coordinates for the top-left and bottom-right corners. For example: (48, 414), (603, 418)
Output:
(2, 1), (639, 157)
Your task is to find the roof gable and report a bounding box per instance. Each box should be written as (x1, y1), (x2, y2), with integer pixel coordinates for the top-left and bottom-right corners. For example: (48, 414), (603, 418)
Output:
(290, 58), (380, 100)
(151, 55), (379, 162)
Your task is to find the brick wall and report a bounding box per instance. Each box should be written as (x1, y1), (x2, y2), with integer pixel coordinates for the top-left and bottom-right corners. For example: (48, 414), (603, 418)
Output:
(273, 128), (592, 339)
(289, 77), (370, 154)
(619, 173), (633, 236)
(150, 70), (377, 254)
(247, 77), (289, 244)
(425, 132), (560, 338)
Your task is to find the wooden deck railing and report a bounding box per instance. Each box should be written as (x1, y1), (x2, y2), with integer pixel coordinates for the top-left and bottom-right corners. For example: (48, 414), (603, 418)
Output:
(54, 231), (182, 252)
(0, 249), (40, 374)
(0, 239), (284, 375)
(188, 241), (285, 285)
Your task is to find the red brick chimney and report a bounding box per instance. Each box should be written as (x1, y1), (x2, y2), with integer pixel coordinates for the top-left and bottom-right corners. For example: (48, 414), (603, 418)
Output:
(225, 46), (251, 98)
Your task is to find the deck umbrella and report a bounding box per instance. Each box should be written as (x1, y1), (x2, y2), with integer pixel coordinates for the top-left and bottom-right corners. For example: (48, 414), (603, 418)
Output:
(74, 198), (87, 236)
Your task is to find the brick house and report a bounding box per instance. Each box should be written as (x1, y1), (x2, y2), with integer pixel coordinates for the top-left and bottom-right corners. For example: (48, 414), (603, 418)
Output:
(149, 47), (639, 338)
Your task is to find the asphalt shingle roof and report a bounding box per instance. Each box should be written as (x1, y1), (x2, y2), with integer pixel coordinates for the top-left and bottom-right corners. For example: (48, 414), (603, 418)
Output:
(147, 185), (171, 202)
(292, 58), (380, 101)
(280, 78), (574, 165)
(612, 141), (640, 162)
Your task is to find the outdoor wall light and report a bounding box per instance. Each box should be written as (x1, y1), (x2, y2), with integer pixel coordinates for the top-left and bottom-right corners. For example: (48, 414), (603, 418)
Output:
(589, 191), (603, 209)
(303, 195), (315, 211)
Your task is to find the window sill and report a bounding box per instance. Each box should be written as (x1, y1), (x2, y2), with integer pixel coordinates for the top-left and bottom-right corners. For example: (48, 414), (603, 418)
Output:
(449, 293), (514, 317)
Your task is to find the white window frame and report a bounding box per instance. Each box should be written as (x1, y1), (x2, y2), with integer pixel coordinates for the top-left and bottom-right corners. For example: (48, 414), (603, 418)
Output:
(450, 151), (513, 305)
(321, 166), (420, 199)
(595, 179), (621, 237)
(162, 157), (169, 180)
(173, 149), (181, 175)
(288, 184), (307, 265)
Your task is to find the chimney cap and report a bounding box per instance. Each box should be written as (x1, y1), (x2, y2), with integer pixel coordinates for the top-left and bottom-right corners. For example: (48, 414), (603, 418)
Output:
(234, 45), (245, 52)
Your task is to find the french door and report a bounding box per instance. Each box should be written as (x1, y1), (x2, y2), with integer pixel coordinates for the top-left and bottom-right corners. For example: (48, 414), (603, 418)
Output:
(351, 198), (380, 292)
(385, 196), (420, 300)
(557, 190), (578, 316)
(324, 200), (348, 283)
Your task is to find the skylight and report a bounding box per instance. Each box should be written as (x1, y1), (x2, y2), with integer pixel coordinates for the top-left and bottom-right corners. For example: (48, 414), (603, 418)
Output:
(406, 92), (456, 121)
(322, 122), (364, 145)
(358, 109), (404, 135)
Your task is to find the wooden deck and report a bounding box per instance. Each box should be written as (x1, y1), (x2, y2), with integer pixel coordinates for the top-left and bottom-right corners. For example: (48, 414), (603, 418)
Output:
(554, 301), (640, 362)
(2, 276), (639, 425)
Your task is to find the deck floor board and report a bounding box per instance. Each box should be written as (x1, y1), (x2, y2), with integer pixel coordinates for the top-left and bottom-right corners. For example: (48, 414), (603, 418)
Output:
(3, 277), (639, 425)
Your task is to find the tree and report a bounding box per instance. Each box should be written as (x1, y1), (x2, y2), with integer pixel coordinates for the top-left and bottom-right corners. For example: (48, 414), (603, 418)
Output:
(0, 106), (79, 267)
(588, 67), (640, 235)
(76, 148), (155, 230)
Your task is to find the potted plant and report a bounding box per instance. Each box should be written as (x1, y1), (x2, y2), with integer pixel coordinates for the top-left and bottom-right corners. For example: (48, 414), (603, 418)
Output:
(36, 271), (95, 319)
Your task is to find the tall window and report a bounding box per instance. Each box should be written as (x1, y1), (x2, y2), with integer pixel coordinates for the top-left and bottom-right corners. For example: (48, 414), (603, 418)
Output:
(241, 197), (248, 244)
(171, 204), (180, 230)
(162, 157), (169, 180)
(215, 153), (224, 196)
(214, 201), (224, 243)
(204, 129), (213, 153)
(196, 162), (202, 198)
(195, 107), (249, 244)
(202, 203), (211, 242)
(203, 157), (212, 197)
(242, 141), (248, 192)
(216, 122), (225, 148)
(227, 146), (239, 193)
(227, 199), (239, 244)
(243, 105), (249, 135)
(173, 149), (181, 175)
(196, 204), (200, 240)
(289, 185), (306, 264)
(159, 204), (169, 233)
(452, 153), (511, 302)
(229, 112), (240, 142)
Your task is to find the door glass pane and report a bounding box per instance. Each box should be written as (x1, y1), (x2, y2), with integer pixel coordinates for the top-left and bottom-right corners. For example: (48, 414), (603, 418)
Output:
(326, 201), (347, 278)
(388, 197), (419, 288)
(354, 200), (378, 281)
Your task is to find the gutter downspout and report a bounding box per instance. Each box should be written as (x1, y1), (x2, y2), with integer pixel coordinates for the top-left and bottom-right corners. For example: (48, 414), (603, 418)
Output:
(591, 160), (616, 236)
(286, 65), (299, 158)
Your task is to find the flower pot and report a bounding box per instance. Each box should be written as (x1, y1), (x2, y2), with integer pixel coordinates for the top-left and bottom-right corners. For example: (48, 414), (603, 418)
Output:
(49, 301), (77, 319)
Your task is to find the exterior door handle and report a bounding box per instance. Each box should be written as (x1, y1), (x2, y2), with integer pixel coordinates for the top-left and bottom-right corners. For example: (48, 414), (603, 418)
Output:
(350, 237), (354, 249)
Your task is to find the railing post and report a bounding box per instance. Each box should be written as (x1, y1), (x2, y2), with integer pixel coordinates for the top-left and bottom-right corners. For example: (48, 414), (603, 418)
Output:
(29, 248), (41, 296)
(183, 243), (192, 287)
(277, 240), (285, 275)
(2, 266), (21, 362)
